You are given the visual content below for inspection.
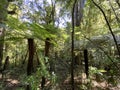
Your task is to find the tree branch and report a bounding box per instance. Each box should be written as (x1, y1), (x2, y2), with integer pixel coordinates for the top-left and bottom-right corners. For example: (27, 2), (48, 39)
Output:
(109, 0), (120, 26)
(91, 0), (120, 57)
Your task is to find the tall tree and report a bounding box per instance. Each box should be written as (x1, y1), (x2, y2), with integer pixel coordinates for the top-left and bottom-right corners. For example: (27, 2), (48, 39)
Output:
(71, 1), (77, 89)
(74, 0), (86, 26)
(71, 0), (86, 89)
(41, 1), (56, 89)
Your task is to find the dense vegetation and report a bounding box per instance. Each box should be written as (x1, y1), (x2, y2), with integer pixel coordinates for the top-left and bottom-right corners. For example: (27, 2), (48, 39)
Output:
(0, 0), (120, 90)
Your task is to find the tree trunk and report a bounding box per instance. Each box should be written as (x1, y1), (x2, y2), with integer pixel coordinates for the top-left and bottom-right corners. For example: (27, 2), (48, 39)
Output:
(74, 0), (86, 26)
(27, 38), (34, 76)
(45, 38), (50, 57)
(84, 49), (89, 78)
(41, 38), (50, 89)
(71, 1), (77, 90)
(41, 1), (55, 88)
(3, 56), (9, 70)
(71, 1), (86, 89)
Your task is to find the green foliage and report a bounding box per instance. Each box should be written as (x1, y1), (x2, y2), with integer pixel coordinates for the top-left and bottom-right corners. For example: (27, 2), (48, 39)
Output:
(89, 66), (106, 76)
(29, 23), (56, 39)
(0, 0), (8, 21)
(26, 75), (40, 90)
(5, 16), (57, 41)
(25, 55), (57, 90)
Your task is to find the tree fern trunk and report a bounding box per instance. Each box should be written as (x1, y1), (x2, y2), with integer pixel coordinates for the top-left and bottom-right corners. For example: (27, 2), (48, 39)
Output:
(84, 49), (89, 78)
(41, 38), (50, 89)
(27, 38), (34, 76)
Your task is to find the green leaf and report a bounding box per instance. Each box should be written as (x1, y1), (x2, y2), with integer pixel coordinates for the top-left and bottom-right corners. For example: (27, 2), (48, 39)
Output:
(98, 69), (107, 73)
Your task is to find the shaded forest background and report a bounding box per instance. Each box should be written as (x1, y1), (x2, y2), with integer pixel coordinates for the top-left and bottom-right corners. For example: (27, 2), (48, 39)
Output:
(0, 0), (120, 90)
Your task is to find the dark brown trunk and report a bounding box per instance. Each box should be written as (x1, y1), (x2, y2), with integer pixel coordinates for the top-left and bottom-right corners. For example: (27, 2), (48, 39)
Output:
(1, 56), (9, 79)
(26, 39), (34, 90)
(0, 43), (4, 68)
(74, 0), (85, 27)
(41, 76), (46, 89)
(71, 1), (77, 90)
(45, 38), (50, 57)
(3, 56), (9, 70)
(41, 38), (50, 89)
(27, 38), (34, 76)
(75, 2), (79, 26)
(84, 49), (89, 78)
(8, 0), (14, 2)
(74, 53), (80, 65)
(26, 84), (31, 90)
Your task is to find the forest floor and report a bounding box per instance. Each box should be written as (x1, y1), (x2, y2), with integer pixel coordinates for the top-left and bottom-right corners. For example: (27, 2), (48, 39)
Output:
(0, 67), (26, 90)
(0, 72), (120, 90)
(0, 63), (120, 90)
(0, 74), (25, 90)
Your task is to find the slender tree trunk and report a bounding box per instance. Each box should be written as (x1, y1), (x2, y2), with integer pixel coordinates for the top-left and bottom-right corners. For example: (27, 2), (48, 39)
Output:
(26, 39), (34, 90)
(75, 0), (85, 26)
(27, 38), (34, 76)
(71, 1), (77, 90)
(1, 56), (9, 79)
(41, 38), (50, 89)
(26, 84), (31, 90)
(84, 49), (89, 78)
(45, 38), (50, 57)
(3, 56), (9, 70)
(41, 1), (55, 89)
(71, 1), (86, 89)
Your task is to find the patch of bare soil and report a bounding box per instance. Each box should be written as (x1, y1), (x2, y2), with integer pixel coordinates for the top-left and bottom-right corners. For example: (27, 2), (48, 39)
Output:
(59, 73), (120, 90)
(0, 72), (25, 90)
